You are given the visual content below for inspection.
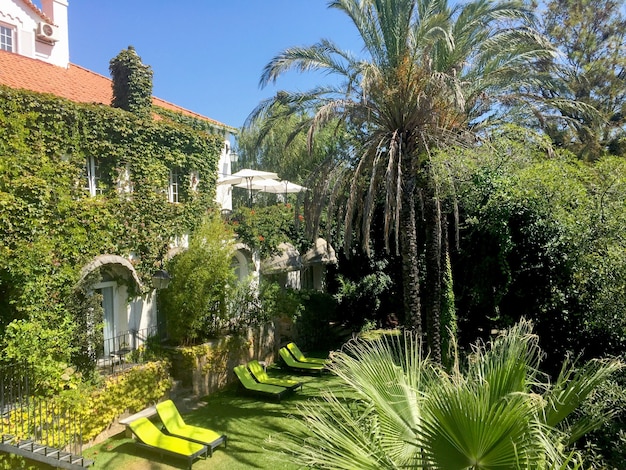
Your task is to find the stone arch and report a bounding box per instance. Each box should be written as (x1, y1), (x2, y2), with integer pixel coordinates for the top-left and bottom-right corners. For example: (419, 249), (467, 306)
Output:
(232, 243), (255, 282)
(78, 254), (143, 290)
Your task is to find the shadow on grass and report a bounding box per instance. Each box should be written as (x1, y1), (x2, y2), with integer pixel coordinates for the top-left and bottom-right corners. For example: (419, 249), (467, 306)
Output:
(85, 371), (348, 470)
(84, 435), (190, 469)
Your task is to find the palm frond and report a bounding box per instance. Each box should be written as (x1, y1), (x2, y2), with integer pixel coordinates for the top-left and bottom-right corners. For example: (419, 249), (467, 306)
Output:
(259, 39), (356, 88)
(543, 357), (624, 442)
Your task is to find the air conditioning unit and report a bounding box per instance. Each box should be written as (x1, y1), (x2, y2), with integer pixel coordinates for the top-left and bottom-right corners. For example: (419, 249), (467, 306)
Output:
(36, 22), (59, 43)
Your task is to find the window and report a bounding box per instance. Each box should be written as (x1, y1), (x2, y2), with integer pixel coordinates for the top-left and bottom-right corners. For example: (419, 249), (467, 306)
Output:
(85, 156), (103, 196)
(173, 234), (188, 248)
(116, 164), (133, 195)
(189, 170), (199, 192)
(168, 168), (181, 203)
(0, 24), (14, 52)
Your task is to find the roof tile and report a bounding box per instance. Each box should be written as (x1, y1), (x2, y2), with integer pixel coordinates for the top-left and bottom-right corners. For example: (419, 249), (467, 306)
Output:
(18, 0), (53, 24)
(0, 49), (230, 129)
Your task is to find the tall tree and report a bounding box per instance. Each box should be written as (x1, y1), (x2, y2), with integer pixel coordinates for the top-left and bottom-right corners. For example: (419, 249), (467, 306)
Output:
(541, 0), (626, 160)
(251, 0), (556, 361)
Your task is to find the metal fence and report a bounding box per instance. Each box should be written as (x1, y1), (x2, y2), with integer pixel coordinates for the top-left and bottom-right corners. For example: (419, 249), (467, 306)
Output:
(0, 363), (92, 467)
(0, 326), (164, 466)
(97, 325), (163, 375)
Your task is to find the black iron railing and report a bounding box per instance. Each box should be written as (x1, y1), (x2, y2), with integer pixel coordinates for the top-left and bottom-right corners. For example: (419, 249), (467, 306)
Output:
(97, 325), (164, 375)
(0, 363), (92, 467)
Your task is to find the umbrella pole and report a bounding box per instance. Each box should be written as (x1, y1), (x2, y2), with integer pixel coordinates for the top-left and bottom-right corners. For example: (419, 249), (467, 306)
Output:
(247, 177), (253, 207)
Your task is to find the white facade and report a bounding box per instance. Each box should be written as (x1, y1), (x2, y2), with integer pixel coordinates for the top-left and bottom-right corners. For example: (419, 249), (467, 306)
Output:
(2, 0), (240, 360)
(215, 138), (236, 211)
(0, 0), (69, 68)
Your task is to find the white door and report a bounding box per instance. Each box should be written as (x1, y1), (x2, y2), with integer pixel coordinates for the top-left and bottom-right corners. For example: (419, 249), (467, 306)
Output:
(99, 284), (116, 355)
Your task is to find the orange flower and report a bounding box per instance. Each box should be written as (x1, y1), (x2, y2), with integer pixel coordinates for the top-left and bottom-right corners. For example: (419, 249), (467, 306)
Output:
(258, 235), (265, 241)
(298, 215), (304, 222)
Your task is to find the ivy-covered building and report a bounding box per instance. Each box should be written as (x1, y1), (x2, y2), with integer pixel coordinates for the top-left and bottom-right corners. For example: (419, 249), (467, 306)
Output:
(0, 0), (237, 372)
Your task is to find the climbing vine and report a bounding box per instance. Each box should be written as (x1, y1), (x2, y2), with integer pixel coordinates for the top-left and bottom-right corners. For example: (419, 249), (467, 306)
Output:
(229, 204), (309, 257)
(109, 46), (153, 117)
(0, 85), (223, 383)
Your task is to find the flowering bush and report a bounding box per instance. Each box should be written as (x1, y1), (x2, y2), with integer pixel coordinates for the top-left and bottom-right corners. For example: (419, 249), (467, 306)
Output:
(229, 204), (308, 257)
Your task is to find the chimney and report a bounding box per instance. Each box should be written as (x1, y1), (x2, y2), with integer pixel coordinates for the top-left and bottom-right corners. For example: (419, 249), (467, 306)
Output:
(40, 0), (69, 68)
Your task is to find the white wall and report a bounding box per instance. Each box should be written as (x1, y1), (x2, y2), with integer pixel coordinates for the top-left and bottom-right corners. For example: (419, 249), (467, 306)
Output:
(215, 134), (236, 211)
(0, 0), (69, 68)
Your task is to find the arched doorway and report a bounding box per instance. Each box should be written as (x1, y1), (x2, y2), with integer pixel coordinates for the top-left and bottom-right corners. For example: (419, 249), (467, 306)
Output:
(78, 255), (155, 361)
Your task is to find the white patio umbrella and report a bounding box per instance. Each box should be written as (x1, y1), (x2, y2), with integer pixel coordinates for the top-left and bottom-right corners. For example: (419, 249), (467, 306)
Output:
(257, 180), (308, 194)
(217, 169), (279, 205)
(216, 169), (279, 186)
(237, 178), (308, 198)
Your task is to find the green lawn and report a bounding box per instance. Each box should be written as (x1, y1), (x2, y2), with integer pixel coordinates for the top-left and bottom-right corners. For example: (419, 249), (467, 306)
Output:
(83, 368), (344, 470)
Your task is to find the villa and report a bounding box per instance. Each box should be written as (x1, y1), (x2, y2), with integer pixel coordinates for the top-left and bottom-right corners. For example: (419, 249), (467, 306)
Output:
(0, 0), (238, 361)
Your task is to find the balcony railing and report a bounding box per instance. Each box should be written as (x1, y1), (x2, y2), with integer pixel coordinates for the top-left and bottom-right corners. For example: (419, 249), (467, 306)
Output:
(97, 325), (164, 375)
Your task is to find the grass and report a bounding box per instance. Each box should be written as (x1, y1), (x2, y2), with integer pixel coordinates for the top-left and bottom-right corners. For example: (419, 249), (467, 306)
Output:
(82, 366), (345, 470)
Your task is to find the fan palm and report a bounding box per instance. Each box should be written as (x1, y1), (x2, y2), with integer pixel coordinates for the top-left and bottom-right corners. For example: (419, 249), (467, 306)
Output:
(276, 319), (622, 469)
(250, 0), (558, 361)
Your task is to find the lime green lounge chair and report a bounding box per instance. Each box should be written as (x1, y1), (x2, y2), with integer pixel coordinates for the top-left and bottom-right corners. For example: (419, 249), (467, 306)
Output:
(286, 342), (329, 365)
(156, 400), (227, 456)
(247, 360), (303, 391)
(233, 365), (289, 400)
(279, 347), (326, 373)
(128, 417), (207, 470)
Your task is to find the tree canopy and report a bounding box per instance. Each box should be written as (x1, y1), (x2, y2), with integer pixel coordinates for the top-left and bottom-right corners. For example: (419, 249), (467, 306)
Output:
(251, 0), (561, 362)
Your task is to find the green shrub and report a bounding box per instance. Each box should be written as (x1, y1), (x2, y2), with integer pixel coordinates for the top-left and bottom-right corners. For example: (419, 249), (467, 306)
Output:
(158, 214), (236, 344)
(229, 204), (308, 257)
(259, 281), (304, 320)
(577, 364), (626, 469)
(78, 361), (172, 442)
(334, 260), (393, 329)
(3, 360), (172, 446)
(0, 454), (36, 469)
(294, 290), (339, 350)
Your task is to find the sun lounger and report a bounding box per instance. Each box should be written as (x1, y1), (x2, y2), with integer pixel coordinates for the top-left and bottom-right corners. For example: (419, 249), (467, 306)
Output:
(286, 342), (329, 365)
(279, 347), (326, 373)
(233, 365), (289, 400)
(247, 360), (303, 391)
(156, 400), (227, 456)
(128, 417), (207, 470)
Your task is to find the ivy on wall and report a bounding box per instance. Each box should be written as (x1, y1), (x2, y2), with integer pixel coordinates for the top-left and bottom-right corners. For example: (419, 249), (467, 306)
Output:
(109, 46), (153, 118)
(155, 107), (237, 137)
(0, 85), (223, 380)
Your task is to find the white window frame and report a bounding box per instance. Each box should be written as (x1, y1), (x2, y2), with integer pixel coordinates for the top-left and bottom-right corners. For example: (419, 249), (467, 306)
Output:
(85, 156), (103, 196)
(116, 164), (133, 195)
(168, 167), (181, 203)
(173, 234), (189, 248)
(189, 170), (199, 192)
(0, 23), (15, 53)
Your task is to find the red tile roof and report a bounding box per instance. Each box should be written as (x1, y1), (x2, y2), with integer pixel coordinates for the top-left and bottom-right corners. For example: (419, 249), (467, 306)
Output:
(0, 49), (232, 130)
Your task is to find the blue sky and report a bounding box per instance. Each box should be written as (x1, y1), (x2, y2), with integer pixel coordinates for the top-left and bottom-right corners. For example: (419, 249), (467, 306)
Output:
(66, 1), (363, 129)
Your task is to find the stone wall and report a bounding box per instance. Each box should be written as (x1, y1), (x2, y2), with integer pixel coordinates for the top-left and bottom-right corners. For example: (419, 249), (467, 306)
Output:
(169, 322), (277, 397)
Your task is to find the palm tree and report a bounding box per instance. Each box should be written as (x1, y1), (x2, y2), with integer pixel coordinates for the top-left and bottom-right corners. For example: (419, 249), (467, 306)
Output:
(276, 320), (622, 469)
(251, 0), (557, 361)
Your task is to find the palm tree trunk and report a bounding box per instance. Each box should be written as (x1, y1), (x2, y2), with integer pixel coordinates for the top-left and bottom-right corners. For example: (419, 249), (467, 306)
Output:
(424, 178), (442, 363)
(400, 166), (422, 336)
